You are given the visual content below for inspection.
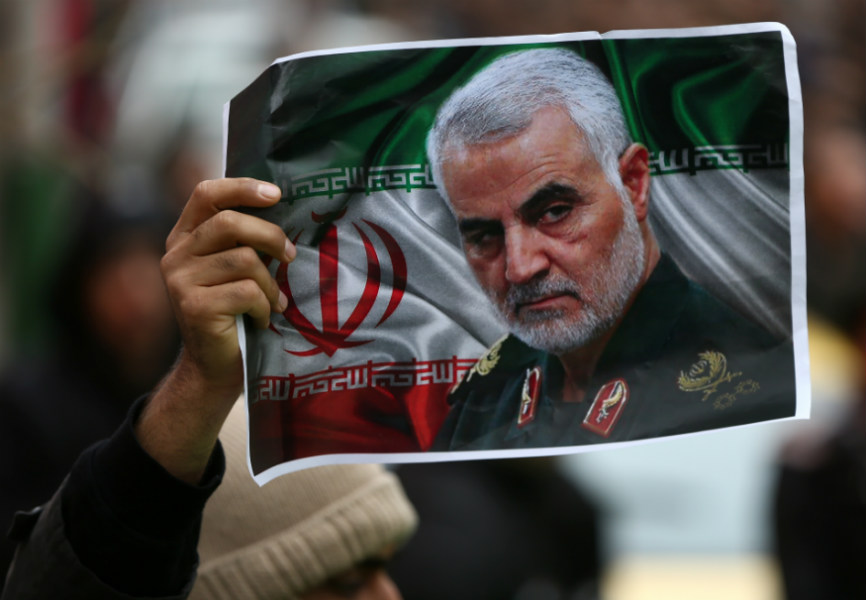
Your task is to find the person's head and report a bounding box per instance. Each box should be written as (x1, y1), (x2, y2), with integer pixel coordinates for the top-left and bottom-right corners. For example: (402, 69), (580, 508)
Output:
(50, 189), (177, 390)
(427, 48), (655, 355)
(191, 402), (417, 600)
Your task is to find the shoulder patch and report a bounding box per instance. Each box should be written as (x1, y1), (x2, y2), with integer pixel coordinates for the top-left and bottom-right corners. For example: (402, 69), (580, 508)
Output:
(449, 335), (507, 396)
(473, 336), (505, 377)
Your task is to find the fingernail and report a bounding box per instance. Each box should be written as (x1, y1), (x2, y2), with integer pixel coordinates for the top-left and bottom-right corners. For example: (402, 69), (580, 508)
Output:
(258, 183), (281, 201)
(278, 291), (288, 312)
(284, 239), (296, 262)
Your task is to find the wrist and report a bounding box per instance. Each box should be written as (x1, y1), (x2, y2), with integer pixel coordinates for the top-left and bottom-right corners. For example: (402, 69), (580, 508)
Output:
(168, 348), (244, 406)
(135, 351), (241, 484)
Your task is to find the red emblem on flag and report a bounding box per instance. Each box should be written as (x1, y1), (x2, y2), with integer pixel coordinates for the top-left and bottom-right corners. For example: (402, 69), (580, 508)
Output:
(275, 211), (407, 357)
(581, 379), (628, 437)
(517, 366), (542, 428)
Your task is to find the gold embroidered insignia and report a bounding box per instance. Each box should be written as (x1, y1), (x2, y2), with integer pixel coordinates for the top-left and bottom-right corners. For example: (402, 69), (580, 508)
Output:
(677, 352), (762, 410)
(474, 337), (504, 377)
(713, 393), (737, 410)
(677, 350), (742, 402)
(736, 379), (760, 394)
(449, 335), (506, 395)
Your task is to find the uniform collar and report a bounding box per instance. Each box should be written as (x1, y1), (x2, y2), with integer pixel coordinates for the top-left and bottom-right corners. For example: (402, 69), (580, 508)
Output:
(595, 253), (689, 373)
(500, 255), (692, 442)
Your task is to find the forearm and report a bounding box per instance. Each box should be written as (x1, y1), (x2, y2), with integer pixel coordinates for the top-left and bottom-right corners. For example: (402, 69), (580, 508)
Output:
(136, 349), (240, 484)
(141, 178), (291, 484)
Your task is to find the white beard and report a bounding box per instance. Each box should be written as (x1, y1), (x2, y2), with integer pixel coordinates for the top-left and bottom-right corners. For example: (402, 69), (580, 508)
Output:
(490, 192), (646, 355)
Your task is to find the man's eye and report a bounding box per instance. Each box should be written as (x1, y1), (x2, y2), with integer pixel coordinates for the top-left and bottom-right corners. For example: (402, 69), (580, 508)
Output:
(538, 203), (572, 224)
(464, 230), (502, 257)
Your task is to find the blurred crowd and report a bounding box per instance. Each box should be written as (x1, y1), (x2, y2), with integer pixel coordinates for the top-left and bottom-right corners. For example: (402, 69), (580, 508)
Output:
(0, 1), (863, 598)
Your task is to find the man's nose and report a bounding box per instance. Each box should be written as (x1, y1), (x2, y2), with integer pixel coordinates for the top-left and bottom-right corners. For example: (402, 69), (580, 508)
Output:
(504, 225), (549, 284)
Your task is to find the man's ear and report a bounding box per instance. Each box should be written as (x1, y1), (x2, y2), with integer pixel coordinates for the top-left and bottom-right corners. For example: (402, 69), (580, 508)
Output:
(618, 143), (651, 221)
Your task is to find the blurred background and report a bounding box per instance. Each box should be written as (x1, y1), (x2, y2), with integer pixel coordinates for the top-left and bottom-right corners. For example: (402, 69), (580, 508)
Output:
(0, 1), (863, 598)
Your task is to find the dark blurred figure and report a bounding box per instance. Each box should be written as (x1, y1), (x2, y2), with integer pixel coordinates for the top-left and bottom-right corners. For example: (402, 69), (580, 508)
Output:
(0, 187), (178, 582)
(801, 118), (866, 335)
(772, 1), (866, 593)
(773, 311), (866, 600)
(391, 458), (601, 600)
(796, 0), (866, 337)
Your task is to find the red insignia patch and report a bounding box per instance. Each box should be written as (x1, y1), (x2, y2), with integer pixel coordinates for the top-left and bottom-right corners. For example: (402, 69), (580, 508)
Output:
(517, 367), (542, 428)
(581, 379), (629, 437)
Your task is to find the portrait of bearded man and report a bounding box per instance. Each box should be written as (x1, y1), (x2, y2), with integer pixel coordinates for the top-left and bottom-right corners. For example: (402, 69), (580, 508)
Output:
(426, 48), (796, 450)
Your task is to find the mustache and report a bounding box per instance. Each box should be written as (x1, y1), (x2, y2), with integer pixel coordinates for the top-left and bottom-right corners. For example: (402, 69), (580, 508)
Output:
(503, 276), (582, 313)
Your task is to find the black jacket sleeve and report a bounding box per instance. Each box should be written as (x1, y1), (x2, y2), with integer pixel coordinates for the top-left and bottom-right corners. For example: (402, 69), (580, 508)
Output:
(2, 397), (225, 599)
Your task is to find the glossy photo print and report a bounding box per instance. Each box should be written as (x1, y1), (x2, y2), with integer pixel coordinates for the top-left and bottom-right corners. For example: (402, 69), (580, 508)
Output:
(222, 23), (808, 483)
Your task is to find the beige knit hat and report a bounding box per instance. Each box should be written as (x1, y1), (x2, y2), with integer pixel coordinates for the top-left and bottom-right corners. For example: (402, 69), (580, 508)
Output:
(190, 401), (418, 599)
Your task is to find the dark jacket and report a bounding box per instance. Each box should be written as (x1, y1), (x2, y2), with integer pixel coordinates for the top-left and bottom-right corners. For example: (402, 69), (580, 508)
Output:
(2, 398), (224, 599)
(434, 254), (796, 451)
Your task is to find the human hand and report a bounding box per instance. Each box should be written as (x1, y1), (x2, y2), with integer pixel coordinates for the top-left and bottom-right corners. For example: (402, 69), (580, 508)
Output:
(161, 178), (294, 392)
(139, 178), (294, 482)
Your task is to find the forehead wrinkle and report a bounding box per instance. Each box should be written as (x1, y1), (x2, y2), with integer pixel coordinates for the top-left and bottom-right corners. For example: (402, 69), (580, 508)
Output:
(444, 106), (601, 220)
(446, 146), (568, 208)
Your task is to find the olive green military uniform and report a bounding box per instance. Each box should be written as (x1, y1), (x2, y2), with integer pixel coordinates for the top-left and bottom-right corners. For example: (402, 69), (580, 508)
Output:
(433, 254), (796, 451)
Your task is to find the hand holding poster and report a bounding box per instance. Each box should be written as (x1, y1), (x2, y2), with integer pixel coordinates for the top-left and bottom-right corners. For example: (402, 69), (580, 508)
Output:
(224, 23), (808, 484)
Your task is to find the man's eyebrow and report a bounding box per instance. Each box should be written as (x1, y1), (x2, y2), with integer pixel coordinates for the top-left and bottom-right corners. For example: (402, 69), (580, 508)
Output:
(457, 217), (502, 235)
(456, 183), (578, 234)
(519, 182), (579, 217)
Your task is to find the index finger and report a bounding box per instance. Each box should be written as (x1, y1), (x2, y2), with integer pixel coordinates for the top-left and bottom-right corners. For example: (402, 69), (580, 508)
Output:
(173, 178), (283, 237)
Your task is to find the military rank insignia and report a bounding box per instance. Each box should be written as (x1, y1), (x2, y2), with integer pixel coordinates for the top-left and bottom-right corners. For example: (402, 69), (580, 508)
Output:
(517, 366), (542, 427)
(677, 350), (760, 410)
(582, 379), (629, 437)
(448, 335), (505, 396)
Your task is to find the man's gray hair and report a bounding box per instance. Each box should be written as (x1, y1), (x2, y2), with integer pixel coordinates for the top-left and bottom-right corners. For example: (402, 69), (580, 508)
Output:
(426, 48), (633, 203)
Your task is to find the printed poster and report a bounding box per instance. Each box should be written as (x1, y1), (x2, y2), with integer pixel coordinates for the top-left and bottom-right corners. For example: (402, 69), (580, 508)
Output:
(223, 23), (809, 484)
